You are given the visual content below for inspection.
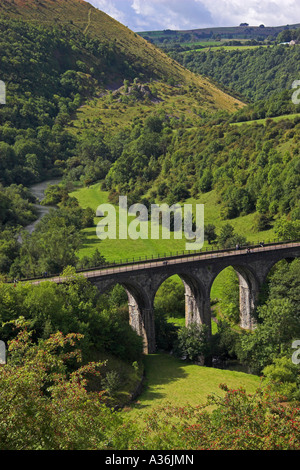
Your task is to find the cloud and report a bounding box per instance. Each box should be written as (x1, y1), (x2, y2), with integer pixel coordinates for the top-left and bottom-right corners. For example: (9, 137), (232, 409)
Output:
(131, 0), (213, 30)
(90, 0), (300, 31)
(91, 0), (213, 30)
(198, 0), (300, 27)
(91, 0), (128, 25)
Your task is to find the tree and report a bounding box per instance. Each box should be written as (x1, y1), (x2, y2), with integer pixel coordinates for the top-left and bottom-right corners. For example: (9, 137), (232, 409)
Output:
(174, 323), (209, 362)
(154, 278), (185, 318)
(198, 168), (213, 193)
(10, 212), (82, 278)
(0, 325), (132, 450)
(204, 224), (217, 244)
(144, 115), (163, 134)
(123, 79), (129, 93)
(217, 223), (247, 249)
(274, 218), (300, 240)
(263, 356), (300, 401)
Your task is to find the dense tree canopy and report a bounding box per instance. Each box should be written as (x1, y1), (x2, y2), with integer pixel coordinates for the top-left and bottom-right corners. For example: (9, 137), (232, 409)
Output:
(170, 42), (300, 102)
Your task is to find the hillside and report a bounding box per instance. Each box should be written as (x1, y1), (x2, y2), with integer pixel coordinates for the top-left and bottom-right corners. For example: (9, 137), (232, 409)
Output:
(0, 0), (243, 112)
(0, 0), (298, 281)
(170, 43), (300, 102)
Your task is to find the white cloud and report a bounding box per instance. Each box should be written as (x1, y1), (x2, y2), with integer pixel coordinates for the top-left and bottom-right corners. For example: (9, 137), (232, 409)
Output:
(90, 0), (300, 30)
(198, 0), (300, 26)
(91, 0), (128, 24)
(91, 0), (212, 30)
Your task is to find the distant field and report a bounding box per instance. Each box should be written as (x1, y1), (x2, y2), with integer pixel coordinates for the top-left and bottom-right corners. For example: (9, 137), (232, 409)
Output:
(193, 45), (270, 53)
(184, 40), (221, 47)
(232, 113), (300, 126)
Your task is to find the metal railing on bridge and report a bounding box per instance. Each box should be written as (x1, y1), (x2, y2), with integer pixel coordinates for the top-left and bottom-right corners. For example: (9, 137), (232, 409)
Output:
(11, 238), (300, 285)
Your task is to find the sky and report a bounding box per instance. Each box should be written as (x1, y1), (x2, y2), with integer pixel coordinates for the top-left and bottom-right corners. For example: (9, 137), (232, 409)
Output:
(89, 0), (300, 31)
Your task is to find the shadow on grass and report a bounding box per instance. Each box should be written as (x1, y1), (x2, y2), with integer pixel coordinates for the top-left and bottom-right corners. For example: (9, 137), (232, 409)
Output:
(131, 352), (189, 409)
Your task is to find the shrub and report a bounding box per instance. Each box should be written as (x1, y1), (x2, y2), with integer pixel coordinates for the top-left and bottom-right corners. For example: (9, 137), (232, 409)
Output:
(0, 327), (132, 450)
(101, 370), (121, 396)
(129, 384), (300, 450)
(154, 310), (179, 351)
(174, 323), (209, 362)
(263, 356), (300, 401)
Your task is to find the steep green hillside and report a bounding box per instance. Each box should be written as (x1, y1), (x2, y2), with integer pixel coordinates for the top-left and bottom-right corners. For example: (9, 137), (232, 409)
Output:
(171, 43), (300, 102)
(0, 0), (243, 110)
(99, 113), (300, 223)
(0, 0), (243, 191)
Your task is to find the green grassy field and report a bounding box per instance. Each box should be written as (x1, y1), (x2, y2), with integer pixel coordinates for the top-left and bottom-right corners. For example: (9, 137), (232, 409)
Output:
(232, 113), (300, 126)
(126, 353), (261, 418)
(70, 183), (276, 263)
(167, 315), (218, 334)
(193, 45), (269, 53)
(71, 183), (195, 262)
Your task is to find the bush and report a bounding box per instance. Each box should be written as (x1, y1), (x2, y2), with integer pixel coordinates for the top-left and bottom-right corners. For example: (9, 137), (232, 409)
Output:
(217, 223), (247, 249)
(129, 384), (300, 450)
(252, 212), (272, 232)
(154, 278), (185, 318)
(0, 327), (133, 450)
(174, 323), (209, 362)
(154, 310), (179, 351)
(101, 370), (122, 396)
(263, 356), (300, 401)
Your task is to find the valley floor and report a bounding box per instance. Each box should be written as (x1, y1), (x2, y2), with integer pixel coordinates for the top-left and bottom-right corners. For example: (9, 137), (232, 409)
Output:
(125, 352), (261, 420)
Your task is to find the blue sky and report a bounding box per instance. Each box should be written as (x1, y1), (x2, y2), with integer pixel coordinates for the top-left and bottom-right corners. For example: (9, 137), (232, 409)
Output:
(89, 0), (300, 31)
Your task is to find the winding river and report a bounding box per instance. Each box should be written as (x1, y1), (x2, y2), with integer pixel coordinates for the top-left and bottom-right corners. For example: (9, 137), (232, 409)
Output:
(24, 178), (62, 235)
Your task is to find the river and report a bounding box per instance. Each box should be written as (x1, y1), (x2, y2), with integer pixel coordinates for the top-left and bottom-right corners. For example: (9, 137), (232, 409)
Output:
(24, 178), (62, 235)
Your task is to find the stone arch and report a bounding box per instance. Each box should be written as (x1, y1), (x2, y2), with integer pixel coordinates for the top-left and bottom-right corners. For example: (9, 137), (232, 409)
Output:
(90, 277), (155, 354)
(122, 281), (154, 355)
(209, 263), (260, 330)
(150, 270), (211, 335)
(258, 256), (298, 286)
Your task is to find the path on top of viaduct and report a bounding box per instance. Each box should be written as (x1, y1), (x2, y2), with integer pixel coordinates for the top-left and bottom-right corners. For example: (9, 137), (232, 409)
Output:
(31, 241), (300, 354)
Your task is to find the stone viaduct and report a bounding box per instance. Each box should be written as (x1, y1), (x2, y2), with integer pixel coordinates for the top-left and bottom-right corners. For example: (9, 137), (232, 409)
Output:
(35, 242), (300, 354)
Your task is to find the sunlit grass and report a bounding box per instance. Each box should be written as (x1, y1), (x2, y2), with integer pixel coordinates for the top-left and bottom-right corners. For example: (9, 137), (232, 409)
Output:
(126, 353), (261, 420)
(70, 184), (276, 263)
(231, 113), (300, 126)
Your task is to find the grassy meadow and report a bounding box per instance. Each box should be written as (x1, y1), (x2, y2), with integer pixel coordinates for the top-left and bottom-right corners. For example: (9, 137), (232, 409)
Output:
(69, 182), (276, 330)
(70, 182), (276, 263)
(188, 45), (270, 53)
(232, 113), (300, 126)
(125, 352), (261, 420)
